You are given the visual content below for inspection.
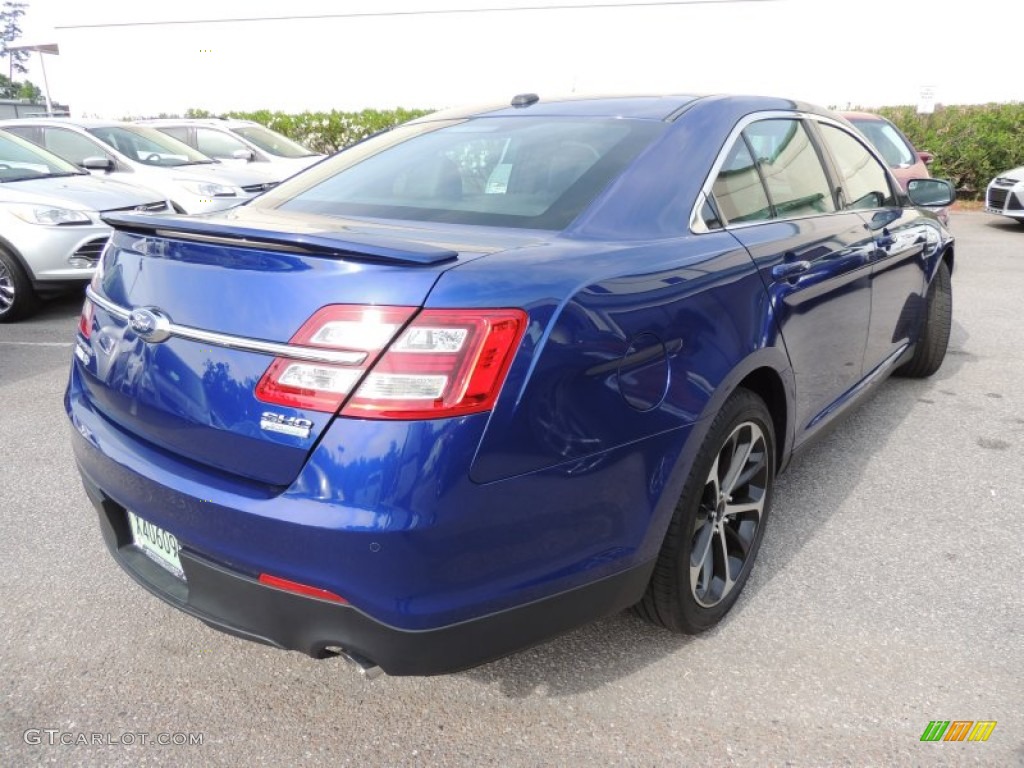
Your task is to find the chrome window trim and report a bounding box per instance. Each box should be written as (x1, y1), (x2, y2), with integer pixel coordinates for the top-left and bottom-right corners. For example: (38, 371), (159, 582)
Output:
(85, 287), (368, 366)
(689, 111), (895, 235)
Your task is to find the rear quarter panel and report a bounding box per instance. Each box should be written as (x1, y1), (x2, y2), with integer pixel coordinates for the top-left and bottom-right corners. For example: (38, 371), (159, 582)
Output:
(425, 233), (791, 485)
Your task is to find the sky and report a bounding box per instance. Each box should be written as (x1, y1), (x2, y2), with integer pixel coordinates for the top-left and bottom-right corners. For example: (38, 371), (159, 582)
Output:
(14, 0), (1024, 118)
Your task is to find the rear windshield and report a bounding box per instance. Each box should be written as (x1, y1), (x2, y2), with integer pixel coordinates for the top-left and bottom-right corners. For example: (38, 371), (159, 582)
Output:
(270, 117), (663, 230)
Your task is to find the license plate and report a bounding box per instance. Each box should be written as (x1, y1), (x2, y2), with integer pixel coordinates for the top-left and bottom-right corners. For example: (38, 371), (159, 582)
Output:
(128, 511), (185, 581)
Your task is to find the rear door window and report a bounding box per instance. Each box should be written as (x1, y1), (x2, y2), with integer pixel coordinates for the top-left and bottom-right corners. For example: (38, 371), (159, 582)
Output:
(157, 126), (192, 145)
(743, 119), (836, 218)
(711, 139), (772, 223)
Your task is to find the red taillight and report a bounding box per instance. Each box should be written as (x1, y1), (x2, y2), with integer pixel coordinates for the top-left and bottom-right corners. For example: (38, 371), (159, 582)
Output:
(255, 305), (416, 412)
(341, 308), (527, 420)
(78, 298), (94, 339)
(255, 305), (528, 419)
(258, 573), (348, 604)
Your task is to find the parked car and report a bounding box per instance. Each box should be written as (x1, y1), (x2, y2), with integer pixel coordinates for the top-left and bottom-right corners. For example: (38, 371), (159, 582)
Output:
(0, 119), (281, 214)
(68, 94), (955, 676)
(842, 111), (949, 226)
(984, 167), (1024, 224)
(0, 129), (170, 322)
(134, 118), (324, 181)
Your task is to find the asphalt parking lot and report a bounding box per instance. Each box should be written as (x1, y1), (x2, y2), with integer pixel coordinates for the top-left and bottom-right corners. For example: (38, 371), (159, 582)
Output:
(1, 211), (1021, 767)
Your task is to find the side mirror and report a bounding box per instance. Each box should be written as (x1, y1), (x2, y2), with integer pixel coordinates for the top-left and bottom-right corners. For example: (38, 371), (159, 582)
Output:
(82, 156), (114, 171)
(917, 151), (934, 166)
(231, 148), (256, 162)
(907, 178), (954, 208)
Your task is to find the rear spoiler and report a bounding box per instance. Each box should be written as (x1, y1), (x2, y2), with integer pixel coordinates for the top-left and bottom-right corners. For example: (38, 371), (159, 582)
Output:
(100, 212), (459, 266)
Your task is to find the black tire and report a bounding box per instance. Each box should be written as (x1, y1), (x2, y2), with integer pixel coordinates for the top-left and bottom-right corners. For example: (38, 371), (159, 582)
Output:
(0, 247), (39, 323)
(896, 259), (952, 378)
(635, 388), (775, 633)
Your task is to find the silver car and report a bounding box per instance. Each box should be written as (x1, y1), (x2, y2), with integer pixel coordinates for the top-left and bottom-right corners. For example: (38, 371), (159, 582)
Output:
(985, 167), (1024, 225)
(0, 129), (171, 322)
(0, 119), (281, 214)
(134, 118), (324, 182)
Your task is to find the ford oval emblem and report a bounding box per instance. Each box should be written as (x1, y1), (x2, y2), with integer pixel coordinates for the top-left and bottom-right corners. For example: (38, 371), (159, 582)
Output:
(128, 308), (172, 343)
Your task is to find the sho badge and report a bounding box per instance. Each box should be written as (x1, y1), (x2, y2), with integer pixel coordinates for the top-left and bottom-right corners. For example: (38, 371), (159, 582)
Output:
(260, 412), (314, 439)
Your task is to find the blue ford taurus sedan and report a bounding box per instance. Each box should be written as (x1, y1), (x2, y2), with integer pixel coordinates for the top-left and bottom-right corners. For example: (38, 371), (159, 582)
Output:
(67, 94), (955, 676)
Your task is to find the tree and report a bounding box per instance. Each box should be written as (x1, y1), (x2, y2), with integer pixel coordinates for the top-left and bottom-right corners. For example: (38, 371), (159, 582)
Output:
(16, 77), (37, 100)
(1, 1), (29, 77)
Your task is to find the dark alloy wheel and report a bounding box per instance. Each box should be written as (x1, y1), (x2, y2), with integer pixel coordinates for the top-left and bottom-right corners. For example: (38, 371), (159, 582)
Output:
(635, 388), (775, 633)
(690, 420), (769, 608)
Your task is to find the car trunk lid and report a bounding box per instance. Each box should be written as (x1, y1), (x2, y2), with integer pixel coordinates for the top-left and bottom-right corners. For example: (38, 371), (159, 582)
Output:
(77, 209), (541, 486)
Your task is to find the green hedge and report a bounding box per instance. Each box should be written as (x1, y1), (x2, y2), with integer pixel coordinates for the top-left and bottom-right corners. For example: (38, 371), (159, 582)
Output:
(184, 107), (433, 154)
(874, 103), (1024, 198)
(173, 103), (1022, 200)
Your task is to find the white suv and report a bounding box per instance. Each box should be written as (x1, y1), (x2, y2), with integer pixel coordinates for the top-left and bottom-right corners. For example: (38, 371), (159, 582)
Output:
(0, 119), (282, 214)
(135, 118), (324, 182)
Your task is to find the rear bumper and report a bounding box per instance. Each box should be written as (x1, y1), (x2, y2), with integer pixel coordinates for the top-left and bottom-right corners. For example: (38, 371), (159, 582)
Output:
(82, 476), (654, 675)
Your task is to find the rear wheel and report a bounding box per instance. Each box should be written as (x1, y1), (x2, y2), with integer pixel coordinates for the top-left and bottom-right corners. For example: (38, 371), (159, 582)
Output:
(0, 248), (39, 323)
(635, 388), (775, 633)
(896, 259), (951, 378)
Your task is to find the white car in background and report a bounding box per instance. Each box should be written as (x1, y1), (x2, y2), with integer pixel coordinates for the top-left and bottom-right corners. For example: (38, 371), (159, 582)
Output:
(985, 167), (1024, 225)
(0, 119), (281, 214)
(0, 128), (170, 322)
(135, 118), (324, 181)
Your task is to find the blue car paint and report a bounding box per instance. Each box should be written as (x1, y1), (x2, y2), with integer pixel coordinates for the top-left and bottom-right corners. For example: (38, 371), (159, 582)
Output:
(66, 94), (953, 651)
(69, 364), (695, 628)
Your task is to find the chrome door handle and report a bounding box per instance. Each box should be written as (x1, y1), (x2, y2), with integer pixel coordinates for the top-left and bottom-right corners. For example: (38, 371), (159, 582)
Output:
(771, 260), (811, 280)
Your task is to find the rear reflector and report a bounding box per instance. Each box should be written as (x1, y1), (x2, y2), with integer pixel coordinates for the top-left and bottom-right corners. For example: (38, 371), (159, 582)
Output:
(255, 305), (527, 419)
(258, 573), (348, 603)
(78, 298), (94, 339)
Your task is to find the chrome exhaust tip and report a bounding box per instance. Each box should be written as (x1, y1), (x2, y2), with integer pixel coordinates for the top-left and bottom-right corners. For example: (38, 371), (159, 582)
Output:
(325, 646), (384, 680)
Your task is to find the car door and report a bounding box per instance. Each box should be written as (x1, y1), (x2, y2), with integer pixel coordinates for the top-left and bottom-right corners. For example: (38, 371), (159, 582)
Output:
(710, 117), (876, 440)
(814, 121), (932, 374)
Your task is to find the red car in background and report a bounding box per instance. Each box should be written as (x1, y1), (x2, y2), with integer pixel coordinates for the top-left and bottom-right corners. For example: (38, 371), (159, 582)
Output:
(842, 111), (950, 225)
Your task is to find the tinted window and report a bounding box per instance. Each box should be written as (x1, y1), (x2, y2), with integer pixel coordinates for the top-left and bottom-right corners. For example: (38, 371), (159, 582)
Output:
(274, 117), (662, 230)
(86, 126), (212, 166)
(156, 126), (191, 144)
(195, 127), (250, 159)
(743, 119), (835, 218)
(2, 125), (40, 144)
(41, 127), (105, 165)
(848, 118), (916, 168)
(0, 130), (83, 181)
(818, 124), (896, 210)
(711, 139), (771, 223)
(232, 125), (316, 158)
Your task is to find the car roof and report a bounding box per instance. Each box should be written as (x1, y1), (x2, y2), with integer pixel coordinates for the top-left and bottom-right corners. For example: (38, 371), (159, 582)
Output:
(411, 93), (834, 123)
(839, 111), (889, 122)
(0, 117), (126, 129)
(134, 118), (257, 128)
